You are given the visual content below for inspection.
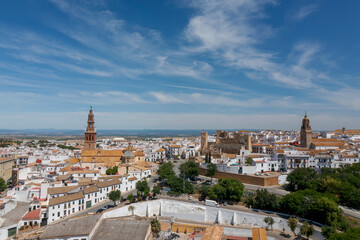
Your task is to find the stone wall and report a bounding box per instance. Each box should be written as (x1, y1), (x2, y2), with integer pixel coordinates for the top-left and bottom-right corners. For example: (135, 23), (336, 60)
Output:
(102, 199), (323, 240)
(199, 168), (278, 186)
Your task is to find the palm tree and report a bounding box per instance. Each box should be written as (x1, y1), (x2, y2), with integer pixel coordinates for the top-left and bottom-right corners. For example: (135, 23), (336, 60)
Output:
(128, 205), (135, 216)
(264, 216), (275, 231)
(151, 217), (161, 237)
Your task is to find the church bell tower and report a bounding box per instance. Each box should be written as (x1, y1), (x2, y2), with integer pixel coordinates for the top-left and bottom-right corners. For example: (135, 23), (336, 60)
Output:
(84, 107), (96, 150)
(300, 112), (312, 148)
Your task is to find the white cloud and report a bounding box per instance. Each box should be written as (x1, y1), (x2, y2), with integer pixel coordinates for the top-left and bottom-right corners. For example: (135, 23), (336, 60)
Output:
(317, 88), (360, 110)
(58, 91), (149, 105)
(150, 91), (265, 107)
(183, 0), (326, 89)
(292, 4), (318, 21)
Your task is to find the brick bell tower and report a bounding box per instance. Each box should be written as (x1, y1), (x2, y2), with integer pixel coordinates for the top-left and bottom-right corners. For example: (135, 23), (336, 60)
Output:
(84, 107), (96, 150)
(300, 112), (312, 148)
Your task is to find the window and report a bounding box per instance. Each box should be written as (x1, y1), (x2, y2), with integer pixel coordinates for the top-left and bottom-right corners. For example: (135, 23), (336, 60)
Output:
(58, 212), (60, 217)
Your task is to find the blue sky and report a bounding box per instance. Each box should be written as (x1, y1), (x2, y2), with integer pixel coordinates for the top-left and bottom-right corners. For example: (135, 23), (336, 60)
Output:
(1, 0), (360, 130)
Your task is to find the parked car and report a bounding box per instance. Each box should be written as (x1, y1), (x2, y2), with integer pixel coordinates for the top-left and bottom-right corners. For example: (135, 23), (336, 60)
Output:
(223, 202), (228, 206)
(188, 196), (194, 200)
(96, 208), (104, 214)
(103, 205), (112, 210)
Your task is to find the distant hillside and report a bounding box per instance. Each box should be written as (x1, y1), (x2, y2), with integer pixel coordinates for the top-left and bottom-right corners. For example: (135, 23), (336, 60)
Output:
(0, 129), (219, 137)
(0, 129), (261, 138)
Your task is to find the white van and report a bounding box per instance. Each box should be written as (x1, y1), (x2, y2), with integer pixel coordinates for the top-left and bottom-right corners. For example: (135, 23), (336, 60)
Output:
(205, 199), (219, 207)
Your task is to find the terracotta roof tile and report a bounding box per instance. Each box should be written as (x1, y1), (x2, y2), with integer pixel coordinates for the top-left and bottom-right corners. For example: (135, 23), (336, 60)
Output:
(48, 192), (84, 206)
(22, 209), (41, 220)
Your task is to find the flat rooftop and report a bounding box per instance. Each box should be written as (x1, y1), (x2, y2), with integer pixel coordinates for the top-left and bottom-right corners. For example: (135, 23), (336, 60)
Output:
(1, 201), (29, 228)
(40, 214), (101, 239)
(91, 216), (150, 240)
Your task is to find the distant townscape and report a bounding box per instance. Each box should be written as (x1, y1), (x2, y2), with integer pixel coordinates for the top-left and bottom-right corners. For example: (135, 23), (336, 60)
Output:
(0, 108), (358, 240)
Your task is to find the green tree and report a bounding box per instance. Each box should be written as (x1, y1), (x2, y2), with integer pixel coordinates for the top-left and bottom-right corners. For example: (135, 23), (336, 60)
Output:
(318, 176), (340, 194)
(151, 218), (161, 237)
(254, 189), (280, 211)
(206, 163), (217, 183)
(127, 193), (135, 203)
(328, 227), (360, 240)
(246, 157), (253, 165)
(286, 168), (318, 191)
(157, 162), (175, 180)
(108, 190), (121, 205)
(136, 179), (150, 197)
(152, 186), (162, 198)
(204, 153), (209, 163)
(198, 184), (210, 201)
(288, 217), (298, 236)
(208, 184), (226, 202)
(180, 161), (199, 180)
(243, 190), (256, 208)
(300, 222), (314, 239)
(106, 166), (118, 175)
(322, 226), (337, 239)
(128, 205), (135, 215)
(218, 178), (244, 202)
(281, 189), (342, 225)
(306, 224), (315, 239)
(0, 178), (7, 192)
(166, 176), (194, 195)
(264, 216), (275, 231)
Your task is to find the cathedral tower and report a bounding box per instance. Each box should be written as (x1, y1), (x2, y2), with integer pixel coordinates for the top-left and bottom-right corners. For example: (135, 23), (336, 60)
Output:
(200, 131), (208, 154)
(84, 107), (96, 150)
(300, 113), (312, 148)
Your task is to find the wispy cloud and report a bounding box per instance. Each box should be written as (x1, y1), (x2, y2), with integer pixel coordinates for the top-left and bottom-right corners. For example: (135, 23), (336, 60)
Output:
(183, 0), (326, 89)
(292, 4), (319, 21)
(317, 88), (360, 110)
(150, 91), (265, 107)
(58, 91), (149, 105)
(2, 111), (358, 130)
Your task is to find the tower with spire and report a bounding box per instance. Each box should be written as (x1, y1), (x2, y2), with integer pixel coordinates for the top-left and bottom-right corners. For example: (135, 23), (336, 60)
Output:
(300, 112), (312, 148)
(84, 107), (97, 150)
